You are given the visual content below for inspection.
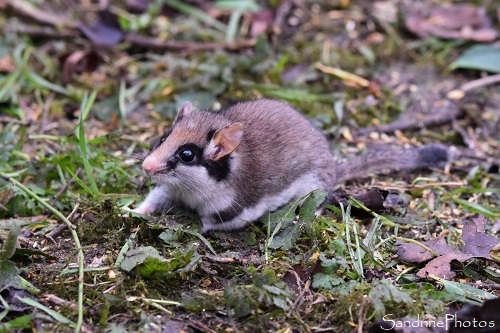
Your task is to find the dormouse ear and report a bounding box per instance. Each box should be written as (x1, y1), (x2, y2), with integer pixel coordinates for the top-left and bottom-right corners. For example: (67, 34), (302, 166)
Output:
(208, 123), (244, 160)
(174, 101), (193, 123)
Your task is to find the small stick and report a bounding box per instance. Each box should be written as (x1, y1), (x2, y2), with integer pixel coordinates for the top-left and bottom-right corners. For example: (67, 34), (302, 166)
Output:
(461, 73), (500, 92)
(49, 168), (81, 208)
(188, 321), (218, 333)
(287, 279), (311, 317)
(123, 33), (256, 52)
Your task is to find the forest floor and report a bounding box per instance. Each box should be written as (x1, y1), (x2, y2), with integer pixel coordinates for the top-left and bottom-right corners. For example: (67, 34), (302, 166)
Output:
(0, 0), (499, 332)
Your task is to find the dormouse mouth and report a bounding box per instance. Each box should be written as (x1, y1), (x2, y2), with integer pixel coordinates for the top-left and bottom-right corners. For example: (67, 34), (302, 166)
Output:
(149, 171), (173, 184)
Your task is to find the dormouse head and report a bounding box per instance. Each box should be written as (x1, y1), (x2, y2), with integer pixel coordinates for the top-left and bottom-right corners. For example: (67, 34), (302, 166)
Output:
(142, 102), (244, 184)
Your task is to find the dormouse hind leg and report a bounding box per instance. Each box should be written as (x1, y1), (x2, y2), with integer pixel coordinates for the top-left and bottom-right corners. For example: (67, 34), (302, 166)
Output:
(130, 185), (173, 215)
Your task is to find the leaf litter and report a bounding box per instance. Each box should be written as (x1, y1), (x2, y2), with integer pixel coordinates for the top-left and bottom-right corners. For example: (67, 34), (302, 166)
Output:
(0, 0), (499, 332)
(397, 215), (498, 279)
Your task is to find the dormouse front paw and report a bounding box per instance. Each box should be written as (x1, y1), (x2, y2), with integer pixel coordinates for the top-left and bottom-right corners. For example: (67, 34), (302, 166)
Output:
(121, 203), (152, 218)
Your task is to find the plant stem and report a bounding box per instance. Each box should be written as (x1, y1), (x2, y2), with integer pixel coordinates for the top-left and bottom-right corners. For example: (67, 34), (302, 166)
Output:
(0, 172), (85, 333)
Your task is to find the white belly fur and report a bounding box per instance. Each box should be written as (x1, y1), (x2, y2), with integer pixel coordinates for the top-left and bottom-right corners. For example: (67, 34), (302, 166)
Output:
(202, 172), (324, 232)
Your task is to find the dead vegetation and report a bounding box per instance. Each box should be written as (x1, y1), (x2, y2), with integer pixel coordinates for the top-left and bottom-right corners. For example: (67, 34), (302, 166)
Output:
(0, 0), (499, 332)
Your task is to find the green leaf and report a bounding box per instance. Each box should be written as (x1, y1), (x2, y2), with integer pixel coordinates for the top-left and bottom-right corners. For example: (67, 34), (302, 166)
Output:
(0, 223), (19, 260)
(0, 314), (34, 331)
(450, 45), (500, 73)
(368, 280), (413, 318)
(312, 273), (344, 290)
(158, 228), (183, 244)
(140, 257), (171, 277)
(266, 190), (326, 250)
(429, 275), (497, 305)
(0, 260), (23, 290)
(120, 246), (166, 272)
(224, 285), (254, 318)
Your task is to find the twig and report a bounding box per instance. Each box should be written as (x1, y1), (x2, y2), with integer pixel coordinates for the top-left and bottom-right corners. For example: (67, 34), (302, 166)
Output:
(287, 279), (311, 317)
(0, 172), (85, 333)
(46, 224), (66, 242)
(189, 320), (218, 333)
(204, 255), (262, 266)
(50, 168), (81, 207)
(5, 25), (80, 38)
(461, 73), (500, 92)
(44, 294), (77, 311)
(123, 33), (256, 51)
(46, 203), (80, 242)
(2, 0), (78, 28)
(391, 235), (440, 257)
(82, 212), (98, 223)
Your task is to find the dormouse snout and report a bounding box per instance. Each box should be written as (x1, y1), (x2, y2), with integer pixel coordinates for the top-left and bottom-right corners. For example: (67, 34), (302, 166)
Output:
(142, 157), (160, 176)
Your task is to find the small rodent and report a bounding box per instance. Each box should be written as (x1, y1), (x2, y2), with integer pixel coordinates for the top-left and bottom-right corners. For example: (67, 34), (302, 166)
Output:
(130, 99), (450, 232)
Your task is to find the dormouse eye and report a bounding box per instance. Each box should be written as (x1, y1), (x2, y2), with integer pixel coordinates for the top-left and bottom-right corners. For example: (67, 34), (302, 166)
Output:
(178, 149), (195, 164)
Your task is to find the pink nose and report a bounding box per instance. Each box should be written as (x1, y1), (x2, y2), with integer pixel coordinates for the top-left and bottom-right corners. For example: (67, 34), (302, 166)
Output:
(142, 159), (159, 176)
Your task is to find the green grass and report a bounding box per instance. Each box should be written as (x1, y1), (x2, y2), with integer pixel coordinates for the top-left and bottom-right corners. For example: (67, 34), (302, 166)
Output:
(0, 0), (499, 332)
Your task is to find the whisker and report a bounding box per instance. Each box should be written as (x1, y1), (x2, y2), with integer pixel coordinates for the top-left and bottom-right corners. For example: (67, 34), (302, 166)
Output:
(177, 177), (224, 224)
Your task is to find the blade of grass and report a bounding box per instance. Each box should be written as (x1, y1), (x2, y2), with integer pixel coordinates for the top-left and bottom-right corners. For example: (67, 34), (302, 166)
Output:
(451, 198), (498, 218)
(215, 0), (261, 12)
(183, 229), (217, 255)
(17, 297), (75, 326)
(77, 91), (99, 197)
(226, 11), (242, 43)
(164, 0), (226, 32)
(340, 203), (364, 279)
(349, 197), (409, 229)
(0, 295), (9, 322)
(66, 167), (93, 196)
(118, 80), (129, 126)
(26, 71), (70, 96)
(0, 47), (32, 104)
(0, 173), (84, 333)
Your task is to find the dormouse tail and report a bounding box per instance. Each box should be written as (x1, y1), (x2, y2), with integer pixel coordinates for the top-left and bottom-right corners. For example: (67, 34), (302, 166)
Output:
(336, 144), (452, 184)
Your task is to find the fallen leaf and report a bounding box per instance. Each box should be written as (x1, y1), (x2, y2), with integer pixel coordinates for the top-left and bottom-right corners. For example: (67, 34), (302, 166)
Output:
(397, 215), (499, 279)
(125, 0), (149, 13)
(120, 246), (166, 272)
(417, 252), (472, 280)
(403, 1), (498, 42)
(0, 55), (15, 73)
(79, 10), (124, 46)
(461, 215), (498, 257)
(250, 8), (274, 37)
(397, 237), (456, 263)
(282, 263), (309, 295)
(62, 50), (101, 84)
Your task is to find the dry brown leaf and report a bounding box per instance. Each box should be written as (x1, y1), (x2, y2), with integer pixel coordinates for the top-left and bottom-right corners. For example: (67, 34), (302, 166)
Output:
(403, 0), (498, 42)
(396, 215), (498, 279)
(0, 55), (15, 73)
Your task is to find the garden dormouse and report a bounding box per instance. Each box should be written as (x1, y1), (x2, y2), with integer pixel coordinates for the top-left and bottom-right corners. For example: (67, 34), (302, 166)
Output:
(129, 99), (450, 232)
